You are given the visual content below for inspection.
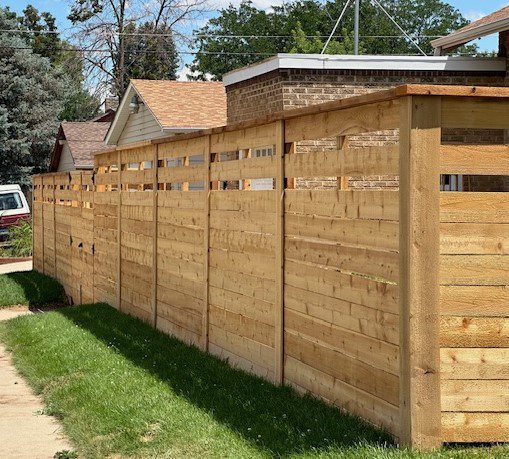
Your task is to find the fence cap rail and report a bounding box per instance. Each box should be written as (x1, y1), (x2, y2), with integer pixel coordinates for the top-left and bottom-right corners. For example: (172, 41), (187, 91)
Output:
(84, 84), (509, 160)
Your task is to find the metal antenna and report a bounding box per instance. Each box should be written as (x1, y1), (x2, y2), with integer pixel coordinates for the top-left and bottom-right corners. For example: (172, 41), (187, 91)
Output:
(321, 0), (352, 55)
(354, 0), (360, 55)
(369, 0), (427, 56)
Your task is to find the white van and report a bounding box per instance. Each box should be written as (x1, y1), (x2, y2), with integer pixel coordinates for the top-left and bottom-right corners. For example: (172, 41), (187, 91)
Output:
(0, 185), (31, 239)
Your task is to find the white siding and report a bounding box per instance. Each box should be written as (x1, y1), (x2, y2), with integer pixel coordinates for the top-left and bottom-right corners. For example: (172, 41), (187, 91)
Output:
(117, 104), (166, 146)
(57, 143), (76, 172)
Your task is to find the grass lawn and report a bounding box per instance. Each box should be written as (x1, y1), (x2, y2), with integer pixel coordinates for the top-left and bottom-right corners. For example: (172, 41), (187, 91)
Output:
(0, 270), (66, 307)
(0, 304), (507, 459)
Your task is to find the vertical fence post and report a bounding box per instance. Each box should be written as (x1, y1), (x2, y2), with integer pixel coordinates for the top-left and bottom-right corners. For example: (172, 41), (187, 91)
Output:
(399, 95), (442, 449)
(152, 145), (158, 328)
(41, 176), (46, 275)
(52, 174), (57, 278)
(203, 135), (211, 352)
(274, 120), (285, 385)
(117, 150), (122, 311)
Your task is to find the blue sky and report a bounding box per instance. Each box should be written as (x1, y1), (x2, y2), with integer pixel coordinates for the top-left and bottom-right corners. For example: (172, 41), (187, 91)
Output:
(1, 0), (508, 74)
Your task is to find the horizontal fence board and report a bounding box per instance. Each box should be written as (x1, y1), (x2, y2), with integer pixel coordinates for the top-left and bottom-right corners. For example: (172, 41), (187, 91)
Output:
(440, 348), (509, 380)
(440, 223), (509, 255)
(285, 190), (399, 221)
(442, 97), (509, 130)
(210, 228), (275, 255)
(285, 100), (399, 142)
(440, 285), (509, 317)
(285, 356), (399, 436)
(442, 380), (509, 412)
(210, 248), (274, 280)
(285, 237), (398, 283)
(158, 222), (203, 245)
(210, 210), (275, 234)
(440, 144), (509, 175)
(285, 331), (399, 406)
(440, 316), (509, 348)
(285, 214), (399, 253)
(285, 309), (399, 374)
(441, 412), (509, 443)
(210, 190), (275, 212)
(210, 155), (276, 181)
(157, 316), (201, 347)
(210, 123), (276, 153)
(158, 207), (204, 227)
(440, 193), (509, 223)
(285, 260), (398, 314)
(158, 164), (205, 183)
(158, 191), (205, 209)
(158, 136), (209, 159)
(285, 284), (399, 345)
(285, 146), (398, 178)
(440, 255), (509, 285)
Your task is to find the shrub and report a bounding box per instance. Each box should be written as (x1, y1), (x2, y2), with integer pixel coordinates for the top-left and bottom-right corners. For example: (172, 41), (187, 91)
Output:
(1, 219), (32, 257)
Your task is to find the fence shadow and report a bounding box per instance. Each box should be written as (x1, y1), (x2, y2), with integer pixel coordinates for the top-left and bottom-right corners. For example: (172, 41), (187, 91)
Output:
(56, 303), (394, 456)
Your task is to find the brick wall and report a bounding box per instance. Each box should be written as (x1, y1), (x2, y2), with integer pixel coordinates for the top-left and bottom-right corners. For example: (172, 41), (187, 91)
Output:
(226, 68), (509, 191)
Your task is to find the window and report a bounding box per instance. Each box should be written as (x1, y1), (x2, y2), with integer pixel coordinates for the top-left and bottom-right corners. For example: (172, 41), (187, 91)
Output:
(0, 192), (23, 211)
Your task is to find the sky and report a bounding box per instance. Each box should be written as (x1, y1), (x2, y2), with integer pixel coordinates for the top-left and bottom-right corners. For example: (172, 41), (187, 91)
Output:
(1, 0), (508, 78)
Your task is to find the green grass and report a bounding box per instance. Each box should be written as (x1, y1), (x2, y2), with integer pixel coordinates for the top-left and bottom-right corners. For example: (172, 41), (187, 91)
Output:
(0, 270), (66, 307)
(0, 304), (507, 459)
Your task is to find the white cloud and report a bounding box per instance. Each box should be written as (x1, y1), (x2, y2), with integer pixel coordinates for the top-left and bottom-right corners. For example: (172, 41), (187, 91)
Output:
(463, 10), (488, 22)
(177, 65), (213, 81)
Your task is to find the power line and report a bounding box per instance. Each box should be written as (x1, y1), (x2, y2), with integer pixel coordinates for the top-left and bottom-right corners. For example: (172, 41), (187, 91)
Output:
(0, 28), (444, 39)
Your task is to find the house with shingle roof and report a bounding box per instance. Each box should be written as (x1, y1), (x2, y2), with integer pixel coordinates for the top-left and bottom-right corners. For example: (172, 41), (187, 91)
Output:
(49, 110), (114, 172)
(105, 79), (227, 146)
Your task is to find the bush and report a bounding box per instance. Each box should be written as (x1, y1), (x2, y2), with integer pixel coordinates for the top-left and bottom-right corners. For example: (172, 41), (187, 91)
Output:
(1, 219), (32, 257)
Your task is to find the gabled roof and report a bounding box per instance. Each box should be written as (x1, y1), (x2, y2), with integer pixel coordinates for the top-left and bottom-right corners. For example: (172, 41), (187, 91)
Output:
(432, 6), (509, 53)
(50, 121), (111, 171)
(105, 80), (227, 145)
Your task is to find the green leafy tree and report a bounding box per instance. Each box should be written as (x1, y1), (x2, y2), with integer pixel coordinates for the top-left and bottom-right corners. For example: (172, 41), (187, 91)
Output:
(0, 9), (65, 186)
(190, 0), (476, 80)
(289, 22), (360, 54)
(13, 5), (99, 121)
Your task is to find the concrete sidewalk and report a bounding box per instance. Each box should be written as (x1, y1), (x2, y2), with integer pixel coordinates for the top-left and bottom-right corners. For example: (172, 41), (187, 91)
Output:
(0, 309), (72, 458)
(0, 260), (33, 275)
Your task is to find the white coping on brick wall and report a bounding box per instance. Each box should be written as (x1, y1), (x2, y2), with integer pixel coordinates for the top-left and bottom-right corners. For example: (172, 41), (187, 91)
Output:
(222, 54), (507, 86)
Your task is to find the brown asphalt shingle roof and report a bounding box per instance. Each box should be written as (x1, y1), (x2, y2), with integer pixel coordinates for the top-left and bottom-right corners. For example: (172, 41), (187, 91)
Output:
(130, 80), (227, 129)
(62, 122), (111, 168)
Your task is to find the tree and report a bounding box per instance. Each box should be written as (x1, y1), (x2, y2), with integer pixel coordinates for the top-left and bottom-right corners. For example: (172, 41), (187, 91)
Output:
(289, 21), (360, 54)
(190, 0), (476, 80)
(13, 5), (100, 121)
(0, 10), (65, 187)
(67, 0), (208, 99)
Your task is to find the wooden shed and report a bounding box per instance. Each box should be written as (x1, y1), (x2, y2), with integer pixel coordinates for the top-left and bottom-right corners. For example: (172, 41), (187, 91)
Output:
(33, 84), (509, 449)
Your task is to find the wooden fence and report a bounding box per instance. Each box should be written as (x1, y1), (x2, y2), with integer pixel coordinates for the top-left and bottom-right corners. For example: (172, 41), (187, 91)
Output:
(32, 84), (509, 449)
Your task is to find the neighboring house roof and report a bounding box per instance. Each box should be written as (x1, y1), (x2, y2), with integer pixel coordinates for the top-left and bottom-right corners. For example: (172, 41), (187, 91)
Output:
(49, 121), (111, 171)
(105, 79), (227, 145)
(222, 54), (506, 86)
(431, 6), (509, 53)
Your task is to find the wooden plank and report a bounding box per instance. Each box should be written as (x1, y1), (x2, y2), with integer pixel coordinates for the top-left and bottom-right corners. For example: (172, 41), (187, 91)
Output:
(398, 95), (441, 448)
(442, 97), (509, 130)
(285, 237), (398, 283)
(203, 134), (211, 351)
(285, 190), (399, 221)
(440, 223), (509, 255)
(440, 192), (509, 223)
(285, 260), (398, 314)
(440, 348), (509, 380)
(274, 119), (284, 385)
(285, 99), (399, 143)
(285, 356), (399, 436)
(209, 229), (275, 255)
(285, 145), (399, 178)
(285, 309), (399, 374)
(157, 316), (201, 348)
(440, 255), (509, 286)
(285, 214), (399, 252)
(152, 145), (158, 327)
(285, 331), (399, 406)
(440, 285), (509, 317)
(285, 284), (399, 345)
(116, 150), (121, 310)
(209, 248), (274, 280)
(210, 210), (275, 234)
(157, 301), (202, 336)
(158, 191), (205, 209)
(210, 155), (276, 181)
(157, 135), (208, 159)
(210, 190), (275, 212)
(441, 413), (509, 443)
(440, 316), (509, 347)
(440, 144), (509, 175)
(158, 207), (204, 227)
(210, 122), (276, 153)
(441, 380), (509, 412)
(158, 164), (205, 184)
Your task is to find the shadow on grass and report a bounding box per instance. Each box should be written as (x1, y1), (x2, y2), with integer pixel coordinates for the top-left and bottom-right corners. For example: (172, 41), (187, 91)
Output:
(57, 303), (395, 457)
(0, 270), (66, 308)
